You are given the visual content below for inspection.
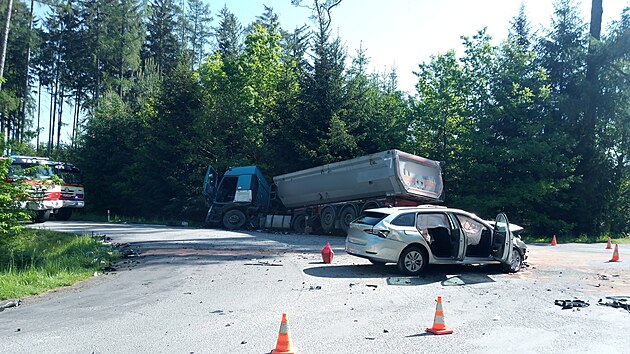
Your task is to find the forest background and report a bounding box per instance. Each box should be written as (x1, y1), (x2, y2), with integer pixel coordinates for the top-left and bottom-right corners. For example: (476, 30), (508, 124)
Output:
(0, 0), (628, 239)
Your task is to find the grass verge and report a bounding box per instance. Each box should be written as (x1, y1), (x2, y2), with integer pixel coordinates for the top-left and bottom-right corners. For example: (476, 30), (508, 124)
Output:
(0, 229), (119, 300)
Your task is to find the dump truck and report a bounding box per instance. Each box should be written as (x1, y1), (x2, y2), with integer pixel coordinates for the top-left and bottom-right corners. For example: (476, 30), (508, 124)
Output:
(203, 149), (444, 233)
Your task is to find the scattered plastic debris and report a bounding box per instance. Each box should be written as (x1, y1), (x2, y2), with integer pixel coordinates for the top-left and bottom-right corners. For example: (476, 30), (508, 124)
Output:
(244, 260), (283, 266)
(554, 299), (589, 310)
(598, 296), (630, 312)
(0, 299), (22, 312)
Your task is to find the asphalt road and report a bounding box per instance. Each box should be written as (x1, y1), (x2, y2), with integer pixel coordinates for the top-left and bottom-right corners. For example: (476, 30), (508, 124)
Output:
(1, 222), (630, 353)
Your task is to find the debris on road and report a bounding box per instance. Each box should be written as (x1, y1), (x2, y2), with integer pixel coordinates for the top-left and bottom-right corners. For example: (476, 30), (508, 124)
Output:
(309, 285), (322, 290)
(0, 299), (22, 312)
(366, 284), (378, 289)
(554, 299), (590, 310)
(598, 296), (630, 312)
(244, 260), (283, 266)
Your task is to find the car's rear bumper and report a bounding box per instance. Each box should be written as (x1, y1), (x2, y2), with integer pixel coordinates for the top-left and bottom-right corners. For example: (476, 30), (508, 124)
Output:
(345, 236), (403, 263)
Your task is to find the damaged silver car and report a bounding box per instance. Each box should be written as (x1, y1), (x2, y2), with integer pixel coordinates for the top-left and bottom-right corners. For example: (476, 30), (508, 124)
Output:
(345, 205), (527, 275)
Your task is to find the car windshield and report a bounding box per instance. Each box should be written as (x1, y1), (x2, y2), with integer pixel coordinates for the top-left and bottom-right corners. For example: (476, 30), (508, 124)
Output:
(353, 212), (389, 226)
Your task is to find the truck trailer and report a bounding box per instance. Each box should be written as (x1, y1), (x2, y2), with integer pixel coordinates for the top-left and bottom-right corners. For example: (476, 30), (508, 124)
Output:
(203, 149), (444, 233)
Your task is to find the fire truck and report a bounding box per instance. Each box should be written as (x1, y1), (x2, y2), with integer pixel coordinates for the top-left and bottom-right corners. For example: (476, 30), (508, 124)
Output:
(51, 162), (85, 220)
(4, 156), (84, 222)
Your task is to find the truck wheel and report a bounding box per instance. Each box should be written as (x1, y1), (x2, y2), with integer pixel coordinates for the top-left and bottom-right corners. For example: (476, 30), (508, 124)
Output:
(361, 201), (380, 213)
(55, 208), (73, 221)
(222, 209), (246, 229)
(339, 205), (357, 234)
(34, 210), (51, 223)
(320, 206), (336, 233)
(291, 213), (307, 233)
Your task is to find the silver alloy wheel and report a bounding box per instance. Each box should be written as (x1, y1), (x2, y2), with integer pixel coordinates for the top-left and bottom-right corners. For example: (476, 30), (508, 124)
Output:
(502, 247), (523, 273)
(404, 250), (424, 272)
(510, 248), (522, 272)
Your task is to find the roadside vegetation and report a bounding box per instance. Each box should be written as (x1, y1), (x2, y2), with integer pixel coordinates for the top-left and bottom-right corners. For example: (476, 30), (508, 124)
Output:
(0, 229), (118, 300)
(0, 157), (117, 300)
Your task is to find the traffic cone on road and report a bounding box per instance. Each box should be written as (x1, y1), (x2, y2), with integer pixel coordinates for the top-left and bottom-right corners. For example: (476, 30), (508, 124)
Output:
(426, 296), (453, 335)
(609, 244), (620, 262)
(321, 242), (334, 264)
(606, 237), (612, 250)
(271, 313), (295, 354)
(551, 235), (557, 246)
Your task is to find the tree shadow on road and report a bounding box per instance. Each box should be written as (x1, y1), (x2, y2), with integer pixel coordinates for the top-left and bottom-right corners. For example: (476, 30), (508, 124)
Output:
(303, 263), (498, 286)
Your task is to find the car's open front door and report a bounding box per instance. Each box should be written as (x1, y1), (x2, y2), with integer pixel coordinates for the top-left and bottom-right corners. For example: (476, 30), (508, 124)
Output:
(491, 212), (513, 264)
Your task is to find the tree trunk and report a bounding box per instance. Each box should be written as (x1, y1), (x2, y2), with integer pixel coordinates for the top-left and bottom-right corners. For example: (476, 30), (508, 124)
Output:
(0, 0), (14, 91)
(56, 87), (64, 150)
(575, 0), (604, 235)
(36, 80), (41, 152)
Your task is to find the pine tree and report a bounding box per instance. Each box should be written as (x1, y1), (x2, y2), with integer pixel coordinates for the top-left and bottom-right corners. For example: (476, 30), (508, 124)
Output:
(143, 0), (183, 75)
(185, 0), (211, 68)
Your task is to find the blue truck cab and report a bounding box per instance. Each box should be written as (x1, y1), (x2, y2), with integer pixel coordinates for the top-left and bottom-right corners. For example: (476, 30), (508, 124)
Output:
(203, 166), (271, 229)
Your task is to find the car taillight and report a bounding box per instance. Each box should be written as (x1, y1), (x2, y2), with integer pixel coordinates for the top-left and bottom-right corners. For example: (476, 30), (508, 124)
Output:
(364, 229), (390, 238)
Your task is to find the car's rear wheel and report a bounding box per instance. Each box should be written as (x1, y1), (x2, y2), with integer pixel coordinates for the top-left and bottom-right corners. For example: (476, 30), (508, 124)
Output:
(397, 246), (428, 275)
(501, 247), (523, 273)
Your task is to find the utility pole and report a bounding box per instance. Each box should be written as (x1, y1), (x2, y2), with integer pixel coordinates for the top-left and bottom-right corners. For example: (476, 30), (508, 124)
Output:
(0, 0), (14, 91)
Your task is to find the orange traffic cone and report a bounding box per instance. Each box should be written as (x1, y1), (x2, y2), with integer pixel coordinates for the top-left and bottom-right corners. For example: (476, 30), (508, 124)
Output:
(606, 237), (612, 250)
(426, 296), (453, 335)
(551, 235), (557, 246)
(609, 244), (620, 262)
(271, 313), (295, 354)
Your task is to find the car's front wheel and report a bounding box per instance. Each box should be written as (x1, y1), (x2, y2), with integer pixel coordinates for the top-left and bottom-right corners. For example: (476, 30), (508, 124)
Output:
(501, 247), (524, 273)
(397, 246), (428, 275)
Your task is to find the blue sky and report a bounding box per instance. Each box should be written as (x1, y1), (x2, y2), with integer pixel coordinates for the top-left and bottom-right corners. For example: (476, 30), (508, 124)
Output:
(219, 0), (629, 93)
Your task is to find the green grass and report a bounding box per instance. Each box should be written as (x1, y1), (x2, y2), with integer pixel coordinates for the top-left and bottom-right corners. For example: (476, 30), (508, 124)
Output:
(0, 229), (119, 300)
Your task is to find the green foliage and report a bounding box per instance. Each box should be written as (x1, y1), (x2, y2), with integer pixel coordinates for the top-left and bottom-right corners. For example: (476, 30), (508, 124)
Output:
(0, 157), (30, 241)
(143, 0), (185, 75)
(0, 229), (119, 299)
